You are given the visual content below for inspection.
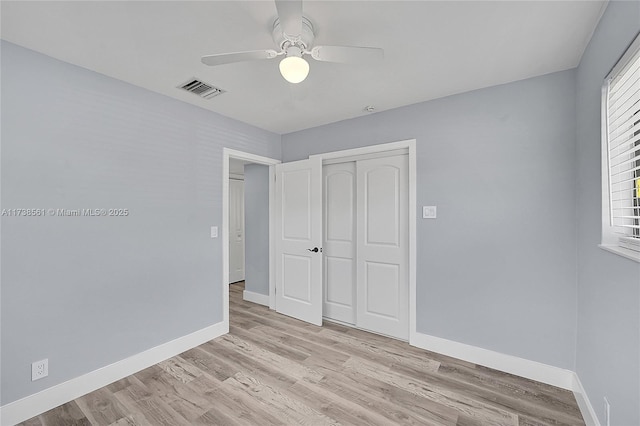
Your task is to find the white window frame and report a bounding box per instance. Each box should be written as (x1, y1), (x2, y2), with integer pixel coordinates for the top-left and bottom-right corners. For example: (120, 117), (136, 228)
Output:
(600, 31), (640, 262)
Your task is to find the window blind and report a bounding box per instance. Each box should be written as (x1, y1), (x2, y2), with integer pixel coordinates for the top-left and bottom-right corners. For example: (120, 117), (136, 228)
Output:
(606, 42), (640, 252)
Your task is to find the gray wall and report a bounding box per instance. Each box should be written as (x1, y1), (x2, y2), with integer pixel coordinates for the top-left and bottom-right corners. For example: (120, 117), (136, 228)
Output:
(575, 2), (640, 425)
(283, 69), (578, 369)
(0, 41), (280, 405)
(244, 164), (270, 296)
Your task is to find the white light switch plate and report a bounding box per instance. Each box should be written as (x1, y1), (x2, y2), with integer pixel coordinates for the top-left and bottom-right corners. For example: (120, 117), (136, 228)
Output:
(210, 226), (218, 238)
(423, 206), (437, 219)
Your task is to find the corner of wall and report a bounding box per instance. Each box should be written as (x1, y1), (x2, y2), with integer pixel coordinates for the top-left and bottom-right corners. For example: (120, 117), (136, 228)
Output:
(572, 373), (602, 426)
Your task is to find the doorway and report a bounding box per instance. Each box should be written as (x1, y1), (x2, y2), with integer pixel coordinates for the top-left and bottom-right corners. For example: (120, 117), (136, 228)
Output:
(222, 140), (416, 344)
(221, 149), (280, 330)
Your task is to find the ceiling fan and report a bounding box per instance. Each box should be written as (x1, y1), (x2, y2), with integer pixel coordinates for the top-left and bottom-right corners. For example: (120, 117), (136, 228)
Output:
(201, 0), (384, 84)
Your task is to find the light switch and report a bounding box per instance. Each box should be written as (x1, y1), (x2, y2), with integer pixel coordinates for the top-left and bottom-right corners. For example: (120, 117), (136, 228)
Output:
(422, 206), (437, 219)
(210, 226), (218, 238)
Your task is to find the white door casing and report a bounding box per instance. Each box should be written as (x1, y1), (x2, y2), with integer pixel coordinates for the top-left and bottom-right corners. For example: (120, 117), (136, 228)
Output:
(323, 162), (356, 324)
(222, 148), (280, 331)
(356, 155), (409, 340)
(275, 157), (323, 326)
(229, 178), (245, 283)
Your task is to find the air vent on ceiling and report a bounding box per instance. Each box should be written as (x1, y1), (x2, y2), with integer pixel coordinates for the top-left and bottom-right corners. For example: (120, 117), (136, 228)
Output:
(179, 78), (225, 99)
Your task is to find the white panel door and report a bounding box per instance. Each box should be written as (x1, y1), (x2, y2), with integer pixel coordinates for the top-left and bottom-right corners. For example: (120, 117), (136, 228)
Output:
(356, 155), (408, 339)
(229, 178), (245, 283)
(275, 157), (323, 326)
(323, 162), (356, 324)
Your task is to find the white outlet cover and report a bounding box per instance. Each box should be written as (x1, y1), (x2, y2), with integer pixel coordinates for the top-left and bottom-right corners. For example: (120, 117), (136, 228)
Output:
(32, 358), (48, 381)
(210, 226), (218, 238)
(423, 206), (437, 219)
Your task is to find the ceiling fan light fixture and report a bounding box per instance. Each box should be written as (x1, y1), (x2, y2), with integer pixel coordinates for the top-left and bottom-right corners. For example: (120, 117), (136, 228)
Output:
(279, 47), (309, 83)
(200, 1), (384, 87)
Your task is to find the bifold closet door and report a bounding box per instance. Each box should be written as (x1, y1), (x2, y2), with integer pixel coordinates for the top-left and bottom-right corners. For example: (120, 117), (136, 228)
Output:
(323, 162), (356, 324)
(356, 155), (409, 340)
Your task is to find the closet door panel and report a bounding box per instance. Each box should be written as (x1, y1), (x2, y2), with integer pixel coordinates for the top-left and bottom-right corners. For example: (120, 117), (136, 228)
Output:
(365, 167), (399, 247)
(323, 162), (356, 324)
(364, 261), (399, 319)
(325, 257), (354, 306)
(356, 155), (408, 340)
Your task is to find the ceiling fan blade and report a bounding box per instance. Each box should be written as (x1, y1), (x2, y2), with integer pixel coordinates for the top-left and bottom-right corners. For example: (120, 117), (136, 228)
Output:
(275, 0), (302, 38)
(310, 45), (384, 64)
(201, 50), (279, 66)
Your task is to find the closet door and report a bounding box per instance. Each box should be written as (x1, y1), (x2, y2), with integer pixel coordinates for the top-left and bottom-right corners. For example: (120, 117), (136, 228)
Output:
(323, 162), (356, 324)
(356, 155), (409, 340)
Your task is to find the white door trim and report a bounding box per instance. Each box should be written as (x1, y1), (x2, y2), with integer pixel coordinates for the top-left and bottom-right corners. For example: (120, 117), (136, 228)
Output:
(222, 148), (280, 330)
(310, 139), (417, 344)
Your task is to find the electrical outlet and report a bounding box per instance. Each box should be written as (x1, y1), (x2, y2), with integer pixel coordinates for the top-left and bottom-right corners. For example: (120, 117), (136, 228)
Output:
(422, 206), (437, 219)
(31, 359), (48, 381)
(604, 397), (611, 426)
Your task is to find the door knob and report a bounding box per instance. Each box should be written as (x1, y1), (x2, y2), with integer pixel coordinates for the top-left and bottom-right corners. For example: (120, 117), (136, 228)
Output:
(307, 247), (319, 253)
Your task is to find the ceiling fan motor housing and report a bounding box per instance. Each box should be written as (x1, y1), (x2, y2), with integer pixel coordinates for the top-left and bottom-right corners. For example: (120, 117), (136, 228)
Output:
(272, 16), (315, 51)
(285, 45), (304, 58)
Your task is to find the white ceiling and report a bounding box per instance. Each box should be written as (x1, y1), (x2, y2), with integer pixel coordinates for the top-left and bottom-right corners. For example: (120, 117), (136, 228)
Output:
(1, 1), (606, 134)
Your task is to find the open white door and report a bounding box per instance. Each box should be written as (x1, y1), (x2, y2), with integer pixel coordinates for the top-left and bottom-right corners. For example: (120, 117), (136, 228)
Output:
(275, 157), (323, 326)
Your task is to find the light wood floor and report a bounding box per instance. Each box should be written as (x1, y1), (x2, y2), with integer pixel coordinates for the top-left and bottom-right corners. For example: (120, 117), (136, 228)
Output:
(19, 282), (585, 426)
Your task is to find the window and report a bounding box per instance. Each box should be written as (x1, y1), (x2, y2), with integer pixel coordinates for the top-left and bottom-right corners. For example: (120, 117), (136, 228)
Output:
(602, 32), (640, 257)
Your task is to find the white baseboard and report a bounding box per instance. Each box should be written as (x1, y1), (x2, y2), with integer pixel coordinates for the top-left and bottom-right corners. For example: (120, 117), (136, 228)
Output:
(0, 321), (227, 426)
(243, 290), (269, 306)
(410, 332), (601, 424)
(410, 332), (575, 390)
(572, 373), (601, 426)
(0, 323), (600, 426)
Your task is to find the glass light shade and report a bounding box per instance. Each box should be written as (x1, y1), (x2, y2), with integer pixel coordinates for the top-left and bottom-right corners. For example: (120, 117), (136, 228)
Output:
(279, 56), (309, 84)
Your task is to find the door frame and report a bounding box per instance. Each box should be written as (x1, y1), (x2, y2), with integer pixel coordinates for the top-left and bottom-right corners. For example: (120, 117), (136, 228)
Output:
(222, 148), (280, 332)
(309, 139), (417, 344)
(222, 140), (417, 345)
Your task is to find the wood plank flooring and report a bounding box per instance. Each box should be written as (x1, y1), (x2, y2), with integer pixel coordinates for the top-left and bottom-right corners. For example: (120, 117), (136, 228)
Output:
(19, 282), (585, 426)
